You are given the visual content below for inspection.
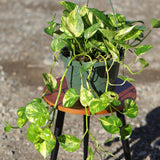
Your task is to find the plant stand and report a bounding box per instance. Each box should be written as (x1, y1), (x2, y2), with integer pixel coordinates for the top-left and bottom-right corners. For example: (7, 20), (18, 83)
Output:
(43, 78), (136, 160)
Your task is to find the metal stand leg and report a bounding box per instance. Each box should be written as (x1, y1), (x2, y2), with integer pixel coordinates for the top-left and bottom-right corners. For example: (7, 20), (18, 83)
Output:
(116, 111), (131, 160)
(50, 110), (65, 160)
(83, 115), (90, 160)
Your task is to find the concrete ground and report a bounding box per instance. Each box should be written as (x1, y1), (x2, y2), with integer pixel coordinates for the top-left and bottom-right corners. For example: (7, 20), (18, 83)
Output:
(0, 0), (160, 159)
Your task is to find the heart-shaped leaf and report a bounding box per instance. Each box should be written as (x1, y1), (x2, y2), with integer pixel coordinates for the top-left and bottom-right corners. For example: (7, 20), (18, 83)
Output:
(26, 123), (42, 143)
(80, 87), (94, 107)
(135, 44), (152, 56)
(124, 99), (138, 118)
(139, 58), (149, 69)
(40, 128), (56, 142)
(67, 6), (84, 37)
(44, 14), (57, 36)
(35, 128), (56, 158)
(151, 18), (160, 28)
(60, 15), (73, 37)
(63, 88), (79, 107)
(58, 135), (81, 152)
(99, 116), (122, 134)
(25, 101), (49, 126)
(17, 107), (28, 128)
(50, 38), (64, 52)
(120, 124), (132, 140)
(89, 98), (107, 115)
(100, 91), (119, 103)
(44, 23), (57, 36)
(4, 121), (11, 132)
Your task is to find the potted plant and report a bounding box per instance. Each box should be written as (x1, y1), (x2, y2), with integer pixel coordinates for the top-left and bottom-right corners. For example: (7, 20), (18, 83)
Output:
(4, 0), (160, 159)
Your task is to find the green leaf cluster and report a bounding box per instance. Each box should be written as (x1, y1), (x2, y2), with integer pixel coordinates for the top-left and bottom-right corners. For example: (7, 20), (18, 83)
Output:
(44, 1), (160, 75)
(27, 124), (56, 158)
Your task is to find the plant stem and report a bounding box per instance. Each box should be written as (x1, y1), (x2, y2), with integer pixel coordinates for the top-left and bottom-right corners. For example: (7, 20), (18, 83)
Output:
(108, 60), (115, 72)
(111, 105), (124, 114)
(41, 88), (48, 99)
(50, 51), (61, 73)
(48, 108), (56, 128)
(120, 61), (144, 75)
(81, 107), (89, 142)
(104, 58), (109, 92)
(11, 126), (20, 129)
(74, 37), (85, 53)
(133, 29), (152, 47)
(53, 53), (85, 110)
(48, 53), (86, 127)
(109, 106), (114, 116)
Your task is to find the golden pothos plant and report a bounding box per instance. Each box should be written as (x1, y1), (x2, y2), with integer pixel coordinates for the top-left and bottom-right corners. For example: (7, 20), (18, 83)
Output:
(4, 0), (160, 159)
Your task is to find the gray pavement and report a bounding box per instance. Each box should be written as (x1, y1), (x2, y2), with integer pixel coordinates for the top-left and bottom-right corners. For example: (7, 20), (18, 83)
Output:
(0, 0), (160, 159)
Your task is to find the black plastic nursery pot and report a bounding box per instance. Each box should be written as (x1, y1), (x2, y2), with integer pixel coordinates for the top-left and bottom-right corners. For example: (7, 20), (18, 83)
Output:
(60, 53), (120, 96)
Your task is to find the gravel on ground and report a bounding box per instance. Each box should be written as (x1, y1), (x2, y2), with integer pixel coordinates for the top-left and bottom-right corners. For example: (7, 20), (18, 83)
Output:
(0, 0), (160, 160)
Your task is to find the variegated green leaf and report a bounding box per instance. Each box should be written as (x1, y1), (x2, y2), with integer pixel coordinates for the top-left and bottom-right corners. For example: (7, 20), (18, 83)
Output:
(124, 99), (138, 118)
(58, 135), (81, 152)
(84, 22), (101, 39)
(135, 44), (152, 56)
(26, 123), (42, 143)
(42, 73), (58, 93)
(99, 116), (122, 134)
(25, 101), (49, 126)
(58, 1), (77, 11)
(17, 107), (28, 128)
(35, 128), (56, 158)
(50, 38), (64, 52)
(151, 18), (160, 28)
(139, 58), (149, 68)
(120, 124), (132, 140)
(63, 88), (79, 107)
(80, 87), (94, 107)
(89, 98), (107, 115)
(67, 6), (84, 37)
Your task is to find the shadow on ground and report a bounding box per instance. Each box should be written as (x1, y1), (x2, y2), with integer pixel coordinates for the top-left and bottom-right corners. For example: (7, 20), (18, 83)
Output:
(104, 106), (160, 160)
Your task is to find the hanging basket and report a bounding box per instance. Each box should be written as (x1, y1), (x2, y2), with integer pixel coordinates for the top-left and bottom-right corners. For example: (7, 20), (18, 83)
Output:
(60, 53), (120, 96)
